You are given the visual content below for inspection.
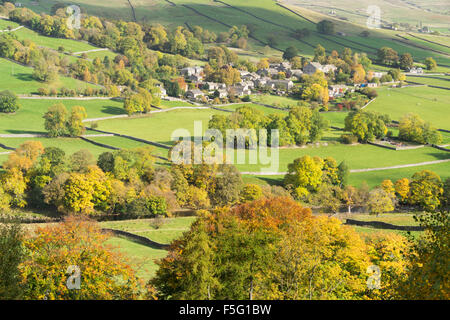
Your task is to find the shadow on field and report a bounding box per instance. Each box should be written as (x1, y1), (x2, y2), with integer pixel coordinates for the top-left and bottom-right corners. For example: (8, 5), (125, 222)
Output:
(14, 73), (34, 82)
(428, 152), (450, 160)
(5, 129), (45, 135)
(101, 105), (127, 115)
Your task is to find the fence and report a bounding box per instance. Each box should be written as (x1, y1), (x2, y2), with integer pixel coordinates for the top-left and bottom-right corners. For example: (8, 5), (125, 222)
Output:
(102, 228), (170, 250)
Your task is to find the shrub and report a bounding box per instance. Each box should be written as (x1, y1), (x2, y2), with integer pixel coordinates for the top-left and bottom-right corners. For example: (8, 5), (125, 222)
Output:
(340, 134), (358, 144)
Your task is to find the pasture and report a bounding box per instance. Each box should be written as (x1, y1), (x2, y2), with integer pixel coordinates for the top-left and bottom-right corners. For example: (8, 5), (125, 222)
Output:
(366, 85), (450, 129)
(103, 216), (196, 280)
(0, 98), (125, 135)
(0, 58), (98, 95)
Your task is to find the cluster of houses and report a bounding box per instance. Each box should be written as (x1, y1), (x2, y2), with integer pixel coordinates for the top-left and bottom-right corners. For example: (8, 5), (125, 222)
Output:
(179, 61), (340, 102)
(174, 60), (386, 102)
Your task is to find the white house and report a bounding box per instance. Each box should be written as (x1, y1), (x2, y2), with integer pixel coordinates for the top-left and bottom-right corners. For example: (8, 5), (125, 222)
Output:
(186, 89), (204, 100)
(303, 62), (337, 75)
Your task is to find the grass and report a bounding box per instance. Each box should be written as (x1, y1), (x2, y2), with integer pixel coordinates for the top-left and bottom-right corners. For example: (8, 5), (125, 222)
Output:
(367, 86), (450, 129)
(0, 137), (111, 158)
(102, 216), (197, 280)
(0, 58), (98, 95)
(406, 75), (450, 87)
(348, 160), (450, 187)
(95, 108), (228, 146)
(0, 98), (125, 135)
(232, 144), (450, 172)
(106, 236), (168, 281)
(100, 216), (197, 244)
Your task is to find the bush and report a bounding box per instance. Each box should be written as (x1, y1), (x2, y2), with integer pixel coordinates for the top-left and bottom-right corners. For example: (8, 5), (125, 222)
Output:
(340, 134), (358, 144)
(242, 95), (251, 102)
(38, 87), (49, 96)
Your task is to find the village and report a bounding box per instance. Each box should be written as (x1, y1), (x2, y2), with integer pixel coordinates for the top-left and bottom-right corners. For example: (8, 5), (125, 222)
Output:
(167, 60), (404, 104)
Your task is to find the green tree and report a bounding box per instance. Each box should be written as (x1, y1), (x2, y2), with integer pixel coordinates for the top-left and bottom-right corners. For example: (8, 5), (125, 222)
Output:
(424, 57), (437, 71)
(0, 222), (25, 299)
(316, 20), (335, 35)
(399, 53), (414, 70)
(408, 170), (443, 211)
(282, 46), (299, 61)
(43, 103), (68, 137)
(0, 90), (20, 113)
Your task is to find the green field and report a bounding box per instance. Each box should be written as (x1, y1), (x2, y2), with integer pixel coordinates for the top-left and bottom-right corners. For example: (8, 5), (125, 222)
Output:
(106, 237), (168, 281)
(95, 108), (228, 146)
(367, 86), (450, 129)
(233, 144), (450, 172)
(0, 98), (125, 135)
(0, 58), (98, 95)
(13, 0), (450, 68)
(0, 137), (110, 158)
(103, 216), (197, 280)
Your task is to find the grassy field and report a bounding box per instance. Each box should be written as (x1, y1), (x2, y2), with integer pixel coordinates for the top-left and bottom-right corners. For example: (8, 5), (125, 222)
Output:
(0, 58), (99, 95)
(0, 137), (110, 158)
(106, 236), (168, 281)
(367, 86), (450, 129)
(406, 75), (450, 87)
(233, 144), (450, 172)
(0, 98), (125, 135)
(103, 216), (197, 280)
(13, 0), (450, 68)
(95, 108), (228, 146)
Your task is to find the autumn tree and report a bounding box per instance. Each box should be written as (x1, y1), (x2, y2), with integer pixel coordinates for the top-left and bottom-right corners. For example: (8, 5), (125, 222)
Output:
(20, 217), (141, 299)
(240, 184), (263, 203)
(424, 57), (437, 71)
(395, 178), (410, 204)
(399, 211), (449, 299)
(2, 140), (44, 172)
(67, 106), (87, 136)
(367, 188), (395, 216)
(284, 155), (323, 198)
(43, 103), (68, 137)
(408, 170), (443, 211)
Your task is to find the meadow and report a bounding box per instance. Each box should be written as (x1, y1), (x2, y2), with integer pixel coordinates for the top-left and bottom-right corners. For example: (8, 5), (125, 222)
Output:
(103, 216), (197, 280)
(0, 137), (111, 158)
(0, 98), (125, 135)
(0, 58), (98, 94)
(366, 85), (450, 129)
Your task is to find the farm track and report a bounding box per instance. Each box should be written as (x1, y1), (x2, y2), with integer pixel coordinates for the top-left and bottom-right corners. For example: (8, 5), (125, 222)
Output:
(0, 25), (23, 33)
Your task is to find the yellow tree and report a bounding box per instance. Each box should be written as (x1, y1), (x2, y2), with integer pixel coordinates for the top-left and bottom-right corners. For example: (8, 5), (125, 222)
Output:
(20, 217), (142, 300)
(3, 141), (44, 172)
(394, 178), (410, 203)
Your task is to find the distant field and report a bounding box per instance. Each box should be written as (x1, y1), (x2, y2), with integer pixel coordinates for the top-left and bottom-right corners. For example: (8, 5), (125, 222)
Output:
(0, 58), (98, 95)
(0, 98), (125, 135)
(367, 86), (450, 129)
(13, 0), (450, 68)
(233, 144), (450, 172)
(349, 161), (450, 187)
(95, 108), (228, 146)
(406, 75), (450, 87)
